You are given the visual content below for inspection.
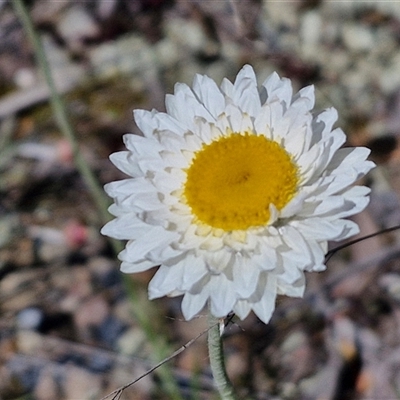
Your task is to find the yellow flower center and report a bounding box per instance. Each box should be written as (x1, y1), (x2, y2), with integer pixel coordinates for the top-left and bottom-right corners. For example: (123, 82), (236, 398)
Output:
(183, 133), (298, 231)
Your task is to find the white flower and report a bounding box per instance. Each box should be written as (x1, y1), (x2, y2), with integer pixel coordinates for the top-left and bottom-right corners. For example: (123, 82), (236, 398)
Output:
(101, 65), (374, 324)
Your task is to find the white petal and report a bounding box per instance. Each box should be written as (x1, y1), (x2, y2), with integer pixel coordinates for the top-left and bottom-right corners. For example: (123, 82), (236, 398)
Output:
(252, 241), (278, 270)
(262, 72), (293, 108)
(134, 109), (187, 137)
(180, 254), (209, 290)
(327, 147), (374, 179)
(209, 275), (237, 318)
(296, 143), (322, 181)
(107, 203), (124, 217)
(311, 107), (338, 145)
(254, 104), (273, 138)
(215, 112), (233, 135)
(101, 215), (151, 240)
(251, 274), (277, 324)
(277, 274), (306, 297)
(291, 85), (315, 110)
(280, 190), (310, 219)
(268, 101), (285, 139)
(125, 226), (179, 260)
(181, 291), (209, 320)
(156, 252), (209, 292)
(160, 150), (189, 169)
(225, 103), (248, 132)
(278, 255), (304, 283)
(257, 101), (283, 135)
(309, 186), (371, 219)
(152, 170), (181, 193)
(147, 244), (182, 263)
(119, 191), (163, 212)
(233, 300), (252, 320)
(193, 118), (215, 144)
(330, 219), (360, 240)
(322, 170), (364, 197)
(109, 151), (143, 177)
(304, 240), (326, 271)
(233, 255), (260, 298)
(156, 130), (187, 152)
(232, 65), (261, 117)
(293, 218), (347, 241)
(200, 234), (225, 251)
(283, 123), (308, 158)
(220, 77), (234, 98)
(148, 264), (184, 299)
(104, 178), (146, 196)
(205, 250), (232, 273)
(183, 131), (203, 151)
(306, 129), (346, 183)
(133, 109), (158, 138)
(335, 186), (371, 218)
(153, 111), (188, 135)
(123, 133), (163, 156)
(304, 195), (346, 217)
(120, 259), (155, 273)
(192, 74), (225, 119)
(165, 83), (214, 131)
(280, 226), (312, 262)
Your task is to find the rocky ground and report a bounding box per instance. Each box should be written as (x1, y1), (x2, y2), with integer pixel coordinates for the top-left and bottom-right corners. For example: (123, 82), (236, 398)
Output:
(2, 0), (400, 399)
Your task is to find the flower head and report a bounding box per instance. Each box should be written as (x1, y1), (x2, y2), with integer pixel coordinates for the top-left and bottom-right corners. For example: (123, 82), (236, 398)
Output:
(101, 65), (374, 323)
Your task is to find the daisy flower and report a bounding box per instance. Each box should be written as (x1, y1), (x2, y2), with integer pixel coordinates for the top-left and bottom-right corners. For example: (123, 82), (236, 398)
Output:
(101, 65), (374, 324)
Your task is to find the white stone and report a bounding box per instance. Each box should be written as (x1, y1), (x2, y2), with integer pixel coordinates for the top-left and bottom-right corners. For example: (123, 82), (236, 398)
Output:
(323, 49), (350, 78)
(164, 17), (207, 52)
(17, 330), (43, 354)
(17, 308), (43, 330)
(342, 23), (375, 52)
(117, 328), (147, 356)
(380, 53), (400, 95)
(14, 68), (37, 89)
(281, 330), (307, 353)
(301, 11), (322, 60)
(89, 34), (156, 79)
(58, 5), (99, 42)
(376, 2), (400, 20)
(379, 273), (400, 301)
(263, 0), (298, 29)
(155, 39), (180, 68)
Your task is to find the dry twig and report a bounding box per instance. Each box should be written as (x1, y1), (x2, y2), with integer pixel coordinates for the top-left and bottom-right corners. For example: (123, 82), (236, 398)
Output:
(100, 320), (218, 400)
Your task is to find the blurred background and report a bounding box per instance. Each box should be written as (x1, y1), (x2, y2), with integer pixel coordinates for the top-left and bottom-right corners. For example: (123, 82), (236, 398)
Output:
(1, 0), (400, 399)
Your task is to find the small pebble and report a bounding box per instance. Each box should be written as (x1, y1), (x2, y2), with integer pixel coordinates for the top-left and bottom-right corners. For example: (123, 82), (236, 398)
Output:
(379, 274), (400, 302)
(63, 365), (102, 399)
(342, 23), (375, 51)
(74, 295), (110, 337)
(7, 356), (41, 393)
(117, 327), (147, 356)
(34, 367), (59, 400)
(58, 5), (99, 43)
(17, 307), (44, 330)
(87, 352), (114, 373)
(95, 315), (127, 348)
(13, 68), (36, 89)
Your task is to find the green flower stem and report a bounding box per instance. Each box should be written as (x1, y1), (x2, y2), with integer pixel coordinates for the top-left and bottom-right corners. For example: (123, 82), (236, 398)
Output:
(208, 308), (239, 400)
(13, 2), (183, 399)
